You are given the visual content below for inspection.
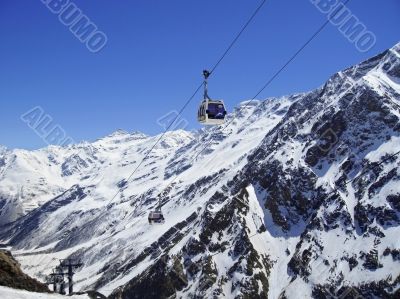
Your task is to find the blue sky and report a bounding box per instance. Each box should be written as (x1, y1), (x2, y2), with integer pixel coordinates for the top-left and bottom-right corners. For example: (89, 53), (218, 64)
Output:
(0, 0), (399, 149)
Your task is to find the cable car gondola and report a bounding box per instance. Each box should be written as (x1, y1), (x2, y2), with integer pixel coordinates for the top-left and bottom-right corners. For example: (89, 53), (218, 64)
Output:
(148, 196), (164, 224)
(197, 70), (227, 125)
(148, 209), (164, 224)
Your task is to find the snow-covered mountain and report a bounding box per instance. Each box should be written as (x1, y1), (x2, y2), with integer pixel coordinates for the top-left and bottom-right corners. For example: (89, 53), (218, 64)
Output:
(0, 42), (399, 298)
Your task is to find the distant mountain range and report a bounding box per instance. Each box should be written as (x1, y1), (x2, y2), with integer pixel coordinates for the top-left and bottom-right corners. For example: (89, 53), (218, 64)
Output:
(0, 42), (399, 298)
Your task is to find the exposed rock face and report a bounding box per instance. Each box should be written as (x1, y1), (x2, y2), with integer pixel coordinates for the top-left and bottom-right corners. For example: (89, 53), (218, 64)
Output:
(0, 43), (399, 298)
(0, 250), (50, 293)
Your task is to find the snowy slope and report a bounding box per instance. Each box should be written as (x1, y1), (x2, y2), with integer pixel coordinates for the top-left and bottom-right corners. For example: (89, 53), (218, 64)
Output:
(0, 286), (89, 299)
(0, 130), (193, 225)
(240, 42), (400, 298)
(0, 42), (399, 299)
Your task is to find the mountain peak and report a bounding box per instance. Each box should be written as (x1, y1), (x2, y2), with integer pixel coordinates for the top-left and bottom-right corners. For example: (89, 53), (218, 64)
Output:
(96, 130), (148, 144)
(108, 129), (130, 137)
(391, 41), (400, 51)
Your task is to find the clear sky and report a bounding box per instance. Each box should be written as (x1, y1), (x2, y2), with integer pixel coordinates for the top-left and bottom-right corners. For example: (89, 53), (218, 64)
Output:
(1, 0), (399, 149)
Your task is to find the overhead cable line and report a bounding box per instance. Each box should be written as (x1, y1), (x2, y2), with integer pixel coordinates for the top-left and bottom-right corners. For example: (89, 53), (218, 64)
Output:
(103, 0), (268, 207)
(149, 0), (353, 208)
